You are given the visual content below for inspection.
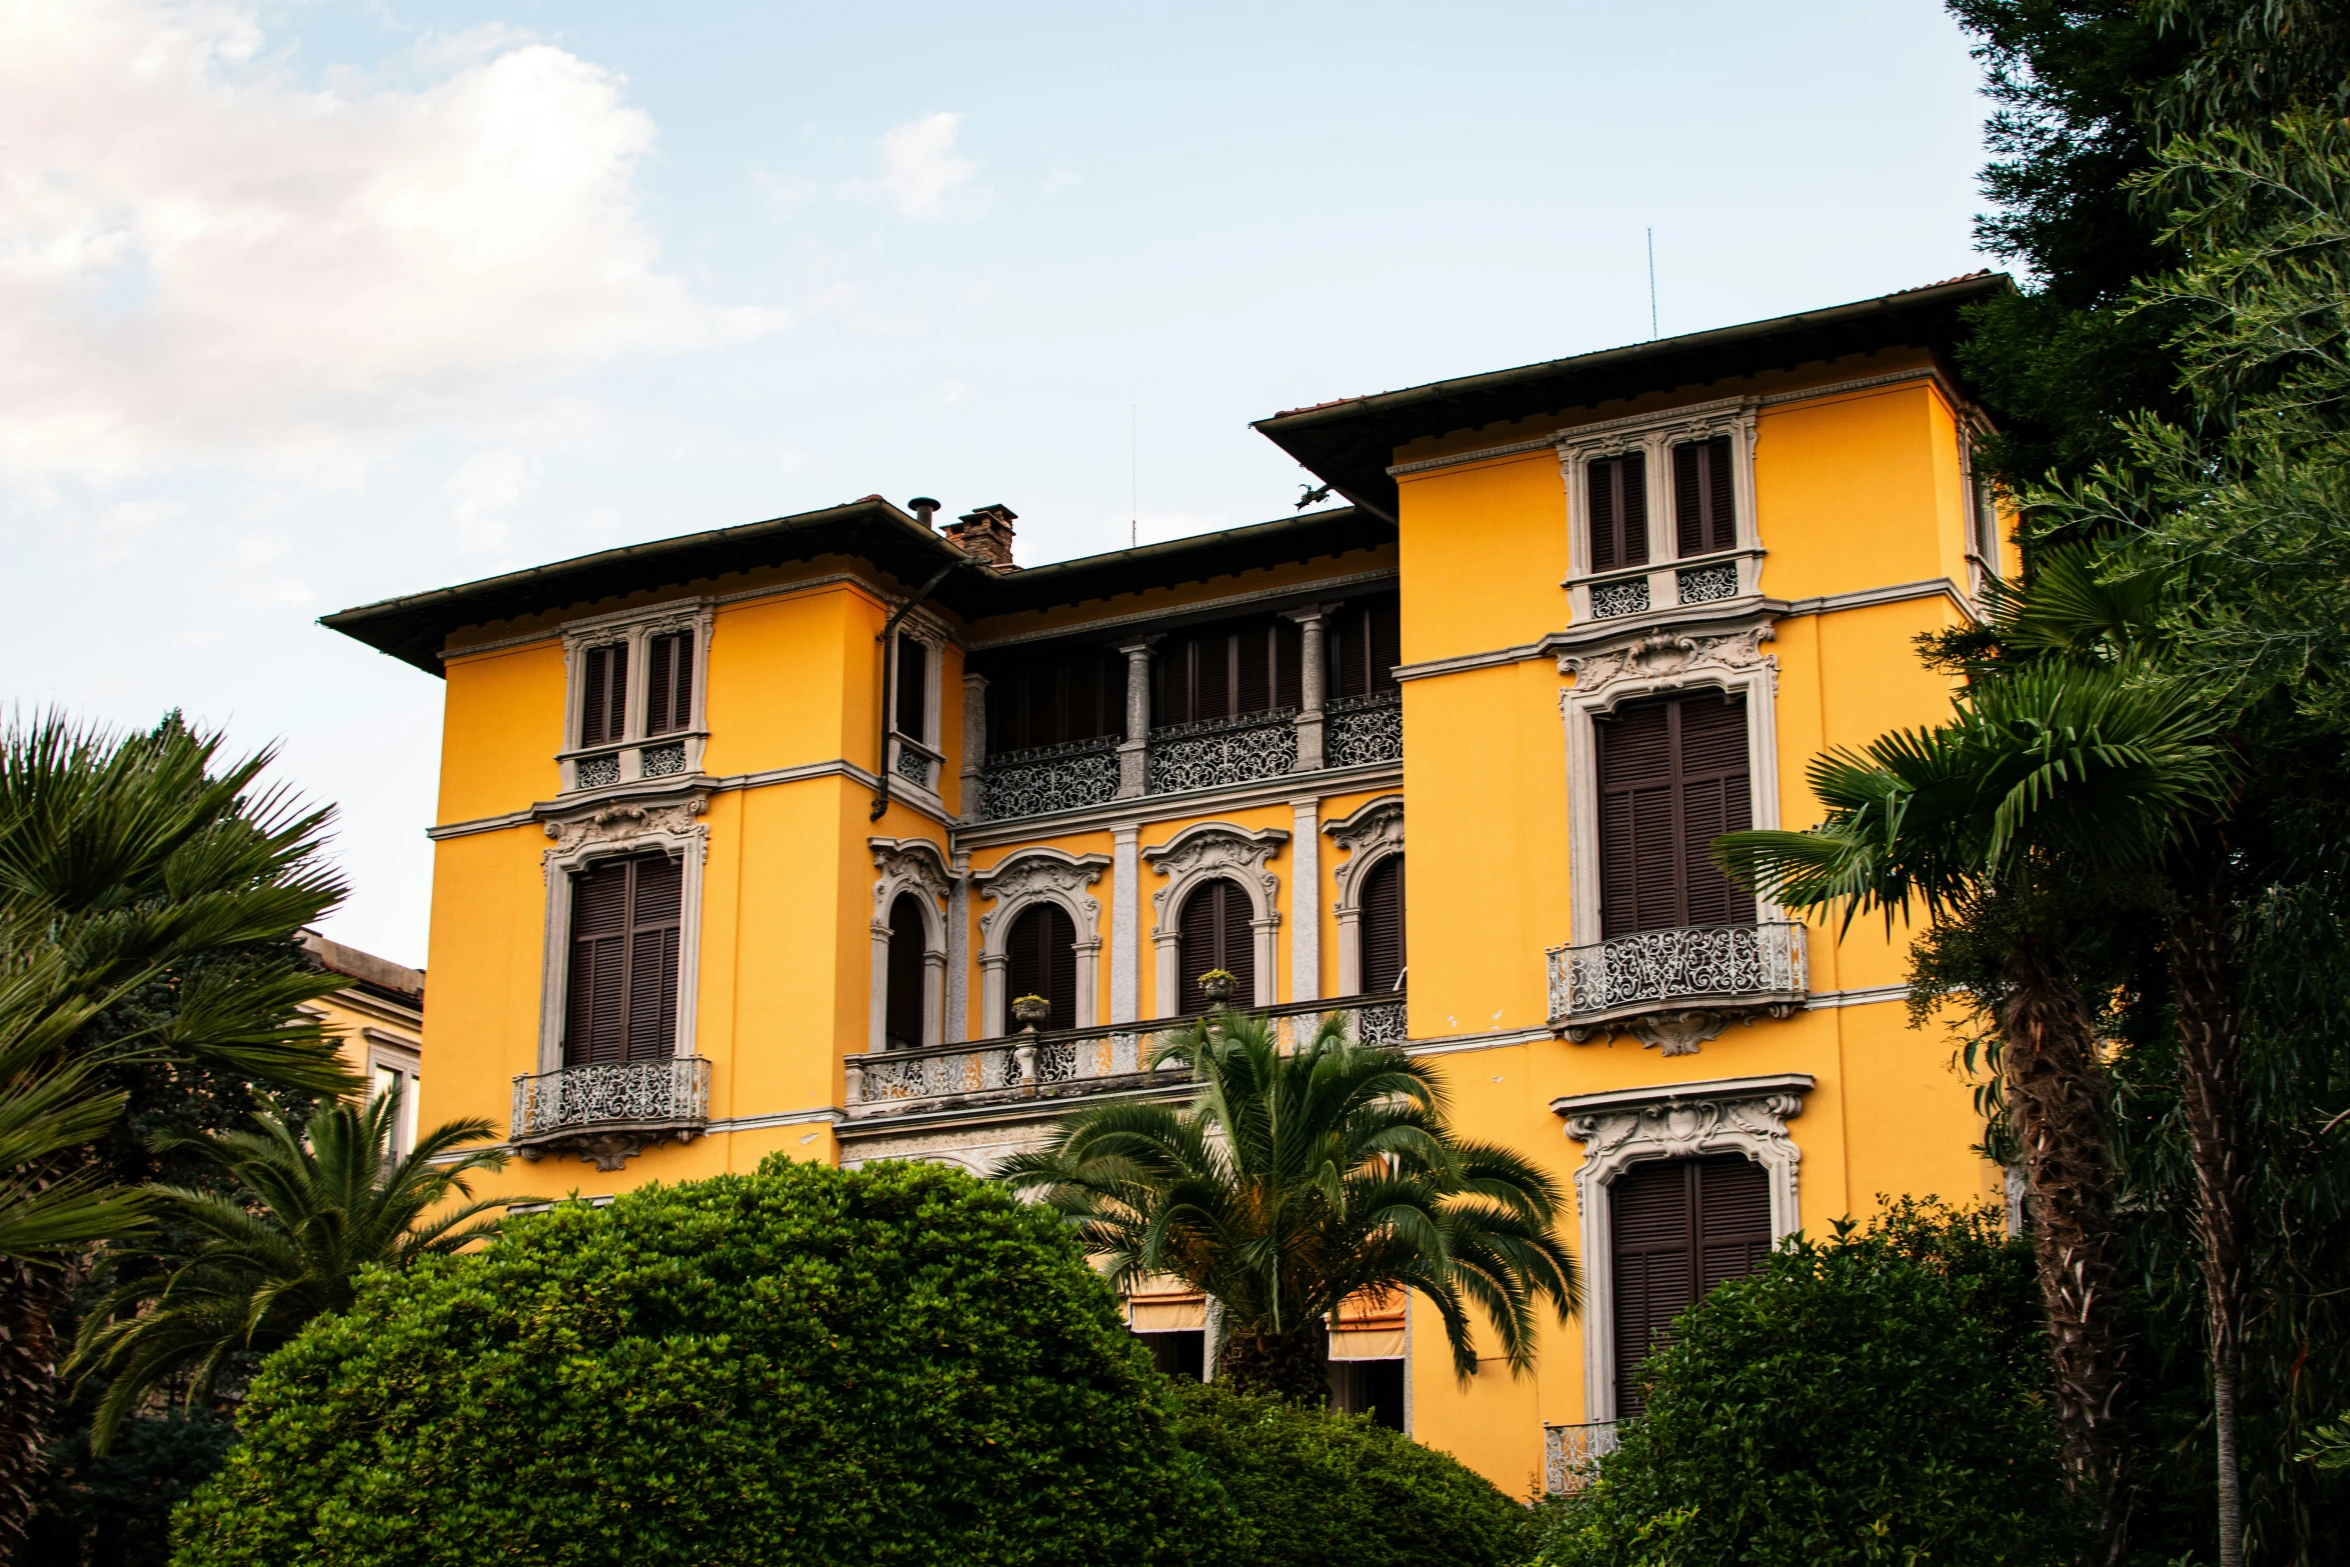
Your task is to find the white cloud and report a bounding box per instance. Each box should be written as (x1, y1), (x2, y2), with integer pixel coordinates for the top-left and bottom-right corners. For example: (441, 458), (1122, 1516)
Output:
(1039, 168), (1082, 197)
(449, 447), (535, 549)
(851, 112), (982, 221)
(0, 0), (788, 482)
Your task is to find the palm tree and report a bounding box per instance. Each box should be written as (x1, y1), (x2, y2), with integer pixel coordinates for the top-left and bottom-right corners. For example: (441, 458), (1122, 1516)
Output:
(0, 712), (354, 1548)
(1717, 650), (2234, 1567)
(71, 1091), (519, 1450)
(994, 1010), (1577, 1404)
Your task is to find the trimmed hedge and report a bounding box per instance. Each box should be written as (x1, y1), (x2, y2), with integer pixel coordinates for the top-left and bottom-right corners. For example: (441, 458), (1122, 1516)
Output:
(1167, 1383), (1533, 1567)
(1527, 1203), (2077, 1567)
(172, 1158), (1234, 1566)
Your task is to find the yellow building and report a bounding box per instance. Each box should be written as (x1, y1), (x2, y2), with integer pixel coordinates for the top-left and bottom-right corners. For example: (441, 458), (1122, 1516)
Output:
(297, 929), (426, 1158)
(325, 275), (2017, 1497)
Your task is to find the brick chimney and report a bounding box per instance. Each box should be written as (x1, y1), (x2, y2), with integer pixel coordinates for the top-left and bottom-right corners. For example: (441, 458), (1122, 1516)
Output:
(943, 504), (1019, 571)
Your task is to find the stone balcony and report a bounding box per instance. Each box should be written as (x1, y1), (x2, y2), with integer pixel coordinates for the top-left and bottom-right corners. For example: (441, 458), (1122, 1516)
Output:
(846, 992), (1409, 1119)
(970, 692), (1400, 823)
(1544, 1420), (1623, 1494)
(510, 1055), (713, 1171)
(1547, 920), (1806, 1056)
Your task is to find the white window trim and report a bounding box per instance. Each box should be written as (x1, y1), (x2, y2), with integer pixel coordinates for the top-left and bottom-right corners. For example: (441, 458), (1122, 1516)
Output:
(973, 848), (1110, 1037)
(1557, 620), (1785, 947)
(1553, 1072), (1813, 1423)
(1324, 794), (1404, 997)
(1959, 421), (2005, 602)
(1143, 822), (1288, 1014)
(365, 1033), (422, 1160)
(886, 616), (950, 802)
(1558, 397), (1763, 623)
(558, 600), (717, 792)
(868, 836), (953, 1052)
(536, 795), (711, 1074)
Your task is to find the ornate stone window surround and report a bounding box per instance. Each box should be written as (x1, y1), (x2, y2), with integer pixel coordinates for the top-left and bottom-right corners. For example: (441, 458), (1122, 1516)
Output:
(1325, 795), (1403, 997)
(535, 794), (711, 1073)
(1143, 822), (1289, 1013)
(558, 600), (717, 792)
(868, 837), (953, 1052)
(888, 612), (952, 801)
(1553, 1072), (1813, 1422)
(974, 847), (1110, 1037)
(1555, 619), (1794, 1052)
(1958, 418), (2005, 603)
(1558, 398), (1763, 623)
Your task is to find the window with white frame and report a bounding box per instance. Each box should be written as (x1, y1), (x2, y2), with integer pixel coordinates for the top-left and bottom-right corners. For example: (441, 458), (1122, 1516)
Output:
(368, 1043), (421, 1161)
(560, 603), (714, 792)
(888, 625), (946, 794)
(1560, 400), (1761, 622)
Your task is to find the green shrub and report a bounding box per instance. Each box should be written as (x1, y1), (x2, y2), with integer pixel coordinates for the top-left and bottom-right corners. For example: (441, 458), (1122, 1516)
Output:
(1167, 1382), (1532, 1567)
(172, 1158), (1234, 1566)
(1528, 1201), (2077, 1567)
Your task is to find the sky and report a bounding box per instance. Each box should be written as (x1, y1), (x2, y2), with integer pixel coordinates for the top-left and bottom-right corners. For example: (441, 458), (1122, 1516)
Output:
(0, 0), (1998, 967)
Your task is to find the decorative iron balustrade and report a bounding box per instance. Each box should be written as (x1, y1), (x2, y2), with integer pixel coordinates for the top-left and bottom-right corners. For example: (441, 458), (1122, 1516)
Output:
(1147, 709), (1298, 794)
(892, 737), (939, 789)
(1548, 921), (1806, 1031)
(641, 741), (689, 778)
(846, 993), (1409, 1117)
(510, 1055), (712, 1148)
(1676, 560), (1740, 605)
(1543, 1421), (1622, 1494)
(1324, 692), (1402, 768)
(1589, 576), (1652, 619)
(975, 735), (1121, 821)
(573, 753), (621, 789)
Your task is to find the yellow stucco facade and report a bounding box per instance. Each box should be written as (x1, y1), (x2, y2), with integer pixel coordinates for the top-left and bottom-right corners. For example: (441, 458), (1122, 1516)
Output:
(328, 275), (2019, 1497)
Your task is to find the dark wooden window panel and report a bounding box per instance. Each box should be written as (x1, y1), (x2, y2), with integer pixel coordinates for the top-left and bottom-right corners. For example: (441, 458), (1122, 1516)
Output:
(1176, 878), (1254, 1013)
(1609, 1153), (1772, 1416)
(646, 631), (694, 737)
(894, 632), (927, 738)
(1359, 856), (1406, 995)
(884, 892), (928, 1049)
(1595, 691), (1755, 937)
(564, 853), (683, 1067)
(1672, 437), (1737, 557)
(1329, 594), (1402, 702)
(1004, 902), (1078, 1032)
(579, 643), (628, 748)
(1587, 454), (1650, 572)
(981, 648), (1125, 754)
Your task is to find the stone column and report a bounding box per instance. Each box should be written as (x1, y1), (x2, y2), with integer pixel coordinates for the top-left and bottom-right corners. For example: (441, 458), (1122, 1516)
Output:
(945, 850), (972, 1042)
(1286, 606), (1328, 772)
(959, 674), (988, 818)
(1111, 824), (1141, 1024)
(1116, 638), (1156, 799)
(1288, 797), (1320, 1004)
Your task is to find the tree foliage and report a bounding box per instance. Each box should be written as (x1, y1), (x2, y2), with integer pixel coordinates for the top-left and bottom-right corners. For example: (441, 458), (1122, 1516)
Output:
(1526, 1202), (2075, 1567)
(1164, 1383), (1532, 1567)
(994, 1009), (1576, 1403)
(171, 1157), (1236, 1567)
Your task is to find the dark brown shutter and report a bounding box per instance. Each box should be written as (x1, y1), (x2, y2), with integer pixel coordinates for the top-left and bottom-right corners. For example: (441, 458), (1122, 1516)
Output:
(1177, 878), (1254, 1013)
(565, 853), (683, 1066)
(1609, 1154), (1772, 1416)
(1273, 618), (1303, 711)
(1332, 608), (1367, 700)
(1367, 595), (1402, 692)
(1588, 455), (1650, 571)
(1195, 632), (1230, 721)
(1359, 856), (1406, 995)
(580, 643), (628, 748)
(1673, 437), (1736, 557)
(1596, 691), (1754, 936)
(1005, 902), (1078, 1032)
(1156, 636), (1193, 727)
(895, 632), (926, 737)
(646, 631), (693, 736)
(885, 892), (927, 1048)
(1234, 625), (1271, 716)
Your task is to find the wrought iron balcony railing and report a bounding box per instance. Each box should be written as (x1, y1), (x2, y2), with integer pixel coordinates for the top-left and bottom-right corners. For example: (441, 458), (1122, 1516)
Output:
(846, 993), (1408, 1118)
(510, 1055), (712, 1170)
(1547, 921), (1806, 1045)
(1323, 691), (1402, 768)
(1146, 708), (1299, 794)
(1543, 1420), (1622, 1494)
(972, 735), (1121, 821)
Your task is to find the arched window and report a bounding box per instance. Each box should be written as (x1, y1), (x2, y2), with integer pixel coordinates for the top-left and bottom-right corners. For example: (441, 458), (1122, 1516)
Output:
(1004, 903), (1078, 1032)
(1177, 878), (1254, 1014)
(1358, 855), (1405, 995)
(884, 892), (928, 1050)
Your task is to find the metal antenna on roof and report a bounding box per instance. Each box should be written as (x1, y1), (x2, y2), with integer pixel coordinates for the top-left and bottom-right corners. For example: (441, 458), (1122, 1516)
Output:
(1647, 227), (1658, 340)
(1130, 403), (1139, 550)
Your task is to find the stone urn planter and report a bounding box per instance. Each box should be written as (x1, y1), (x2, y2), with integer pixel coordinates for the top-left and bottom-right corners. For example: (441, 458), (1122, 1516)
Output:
(1196, 970), (1238, 1006)
(1011, 995), (1052, 1030)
